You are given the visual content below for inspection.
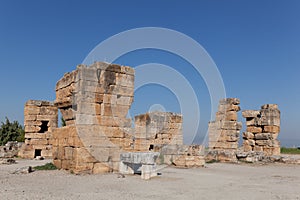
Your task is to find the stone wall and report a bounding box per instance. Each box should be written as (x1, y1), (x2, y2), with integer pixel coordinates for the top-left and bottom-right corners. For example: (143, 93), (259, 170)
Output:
(19, 100), (58, 158)
(52, 62), (187, 174)
(207, 98), (242, 162)
(242, 104), (281, 156)
(53, 62), (135, 173)
(208, 98), (242, 151)
(134, 112), (183, 151)
(133, 112), (203, 167)
(159, 144), (205, 167)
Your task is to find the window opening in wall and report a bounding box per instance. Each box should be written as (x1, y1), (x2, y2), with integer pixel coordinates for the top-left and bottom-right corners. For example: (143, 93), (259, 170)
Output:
(39, 121), (49, 133)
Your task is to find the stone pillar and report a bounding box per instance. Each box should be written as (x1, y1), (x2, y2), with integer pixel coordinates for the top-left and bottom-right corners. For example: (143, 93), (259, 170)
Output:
(242, 104), (280, 156)
(19, 100), (58, 158)
(208, 98), (241, 150)
(207, 98), (242, 162)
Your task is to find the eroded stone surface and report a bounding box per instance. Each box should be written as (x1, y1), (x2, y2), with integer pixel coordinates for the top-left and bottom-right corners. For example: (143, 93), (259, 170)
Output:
(242, 104), (281, 156)
(208, 98), (242, 162)
(52, 62), (186, 174)
(19, 100), (58, 159)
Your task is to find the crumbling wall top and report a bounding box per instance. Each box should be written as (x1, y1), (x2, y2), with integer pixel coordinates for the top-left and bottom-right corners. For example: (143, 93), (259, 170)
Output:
(25, 100), (55, 107)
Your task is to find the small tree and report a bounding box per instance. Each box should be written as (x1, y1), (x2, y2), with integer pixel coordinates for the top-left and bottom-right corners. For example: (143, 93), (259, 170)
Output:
(0, 117), (25, 145)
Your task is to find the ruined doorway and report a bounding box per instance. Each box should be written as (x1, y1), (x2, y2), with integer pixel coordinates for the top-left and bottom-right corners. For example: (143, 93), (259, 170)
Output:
(34, 149), (42, 158)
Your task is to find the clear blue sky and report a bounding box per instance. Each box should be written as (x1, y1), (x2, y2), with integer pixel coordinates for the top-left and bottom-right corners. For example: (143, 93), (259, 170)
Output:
(0, 0), (299, 146)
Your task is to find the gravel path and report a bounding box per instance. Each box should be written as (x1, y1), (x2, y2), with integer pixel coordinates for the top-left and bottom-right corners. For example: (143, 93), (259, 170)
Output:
(1, 159), (300, 200)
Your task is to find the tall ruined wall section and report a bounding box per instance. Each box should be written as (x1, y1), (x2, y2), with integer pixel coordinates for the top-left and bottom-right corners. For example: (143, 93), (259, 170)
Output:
(242, 104), (281, 156)
(134, 112), (183, 151)
(19, 100), (58, 158)
(207, 98), (242, 162)
(208, 98), (241, 151)
(53, 62), (134, 173)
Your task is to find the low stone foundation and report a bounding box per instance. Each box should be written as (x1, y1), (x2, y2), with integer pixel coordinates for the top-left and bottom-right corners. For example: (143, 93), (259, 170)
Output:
(159, 144), (205, 167)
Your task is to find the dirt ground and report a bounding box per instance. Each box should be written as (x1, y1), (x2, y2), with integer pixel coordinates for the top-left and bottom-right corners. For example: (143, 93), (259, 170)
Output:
(0, 159), (300, 200)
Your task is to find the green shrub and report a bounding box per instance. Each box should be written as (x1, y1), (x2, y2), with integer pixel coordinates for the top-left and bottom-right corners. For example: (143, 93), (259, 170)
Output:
(281, 147), (300, 154)
(34, 163), (57, 170)
(0, 117), (25, 145)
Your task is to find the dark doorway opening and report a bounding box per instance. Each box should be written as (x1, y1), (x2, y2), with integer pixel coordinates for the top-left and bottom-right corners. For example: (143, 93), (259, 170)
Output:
(149, 144), (154, 151)
(39, 121), (49, 133)
(34, 149), (42, 158)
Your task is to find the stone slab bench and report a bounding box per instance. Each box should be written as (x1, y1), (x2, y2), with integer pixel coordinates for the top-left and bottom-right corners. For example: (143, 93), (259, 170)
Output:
(119, 152), (160, 180)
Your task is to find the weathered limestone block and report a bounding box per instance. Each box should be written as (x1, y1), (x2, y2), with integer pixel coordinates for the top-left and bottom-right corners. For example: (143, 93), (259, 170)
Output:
(209, 121), (242, 131)
(209, 130), (239, 142)
(246, 126), (262, 133)
(265, 147), (280, 156)
(172, 155), (205, 168)
(215, 111), (237, 121)
(246, 117), (262, 126)
(205, 150), (237, 163)
(243, 144), (253, 152)
(211, 142), (239, 149)
(253, 145), (263, 152)
(263, 125), (280, 133)
(119, 152), (160, 180)
(254, 133), (270, 140)
(242, 110), (261, 118)
(92, 162), (111, 174)
(260, 109), (280, 126)
(158, 145), (205, 167)
(243, 132), (254, 139)
(244, 139), (255, 146)
(219, 98), (240, 105)
(255, 139), (280, 147)
(261, 104), (278, 110)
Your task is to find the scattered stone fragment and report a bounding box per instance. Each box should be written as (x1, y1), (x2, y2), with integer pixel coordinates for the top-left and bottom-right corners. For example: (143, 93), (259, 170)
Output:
(12, 166), (33, 174)
(0, 158), (16, 165)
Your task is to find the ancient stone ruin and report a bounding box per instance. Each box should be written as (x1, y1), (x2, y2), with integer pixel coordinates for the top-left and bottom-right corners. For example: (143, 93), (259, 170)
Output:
(207, 98), (242, 162)
(133, 112), (183, 151)
(19, 100), (58, 158)
(207, 99), (282, 163)
(52, 62), (135, 173)
(18, 61), (286, 174)
(0, 141), (23, 158)
(242, 104), (281, 156)
(160, 144), (205, 167)
(50, 62), (199, 175)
